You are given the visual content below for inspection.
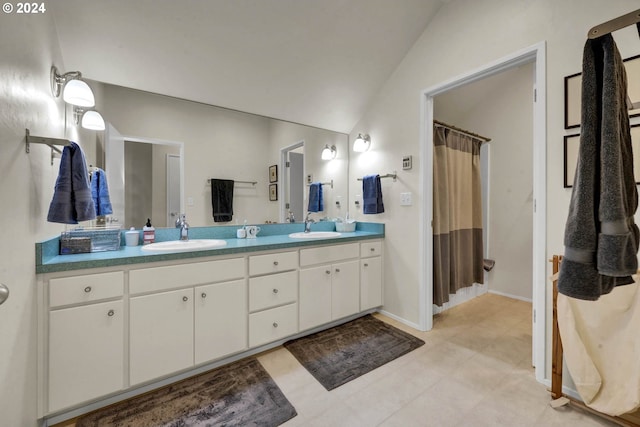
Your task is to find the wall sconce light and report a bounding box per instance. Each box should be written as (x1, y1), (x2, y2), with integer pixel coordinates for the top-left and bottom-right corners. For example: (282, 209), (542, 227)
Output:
(353, 133), (371, 152)
(74, 107), (106, 131)
(321, 144), (337, 160)
(51, 65), (95, 107)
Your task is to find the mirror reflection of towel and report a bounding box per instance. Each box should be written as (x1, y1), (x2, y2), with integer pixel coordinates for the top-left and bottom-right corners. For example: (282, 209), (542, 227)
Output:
(90, 168), (113, 216)
(211, 179), (234, 222)
(308, 182), (323, 212)
(363, 174), (384, 214)
(47, 142), (96, 224)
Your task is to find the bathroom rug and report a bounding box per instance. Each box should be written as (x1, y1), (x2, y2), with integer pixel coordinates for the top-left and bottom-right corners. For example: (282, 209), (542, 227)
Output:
(283, 314), (424, 390)
(75, 357), (296, 426)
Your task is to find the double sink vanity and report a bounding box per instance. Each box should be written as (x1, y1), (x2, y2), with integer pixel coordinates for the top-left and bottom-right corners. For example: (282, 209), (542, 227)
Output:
(35, 221), (384, 421)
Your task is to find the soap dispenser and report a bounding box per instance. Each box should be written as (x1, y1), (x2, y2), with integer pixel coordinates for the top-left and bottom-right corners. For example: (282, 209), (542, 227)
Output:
(143, 218), (155, 245)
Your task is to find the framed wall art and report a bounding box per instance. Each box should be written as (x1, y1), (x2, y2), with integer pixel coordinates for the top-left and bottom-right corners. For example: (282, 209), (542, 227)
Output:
(564, 54), (640, 129)
(269, 165), (278, 183)
(565, 124), (640, 188)
(563, 134), (580, 188)
(564, 72), (582, 130)
(269, 184), (278, 201)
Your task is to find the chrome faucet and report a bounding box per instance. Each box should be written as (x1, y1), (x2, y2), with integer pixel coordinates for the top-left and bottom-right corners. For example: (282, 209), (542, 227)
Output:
(176, 213), (189, 241)
(304, 212), (315, 233)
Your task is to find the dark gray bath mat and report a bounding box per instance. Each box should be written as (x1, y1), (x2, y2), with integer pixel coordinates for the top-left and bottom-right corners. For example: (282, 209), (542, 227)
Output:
(284, 314), (425, 390)
(75, 357), (296, 426)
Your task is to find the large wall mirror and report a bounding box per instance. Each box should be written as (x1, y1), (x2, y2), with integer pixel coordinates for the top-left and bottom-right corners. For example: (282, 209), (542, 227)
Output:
(98, 81), (349, 229)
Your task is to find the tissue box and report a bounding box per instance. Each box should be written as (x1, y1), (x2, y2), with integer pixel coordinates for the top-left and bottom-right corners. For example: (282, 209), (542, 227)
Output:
(335, 222), (356, 232)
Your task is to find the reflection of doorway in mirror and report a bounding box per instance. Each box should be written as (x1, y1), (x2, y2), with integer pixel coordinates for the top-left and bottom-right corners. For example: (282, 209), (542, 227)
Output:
(167, 154), (181, 227)
(280, 141), (304, 222)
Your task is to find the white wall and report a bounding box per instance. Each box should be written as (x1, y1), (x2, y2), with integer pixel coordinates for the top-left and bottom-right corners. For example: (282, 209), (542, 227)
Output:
(435, 63), (534, 301)
(0, 12), (101, 427)
(349, 0), (640, 327)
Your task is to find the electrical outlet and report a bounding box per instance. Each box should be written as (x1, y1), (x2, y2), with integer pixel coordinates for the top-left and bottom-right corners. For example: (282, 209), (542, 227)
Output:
(307, 174), (313, 184)
(400, 192), (412, 206)
(187, 197), (194, 207)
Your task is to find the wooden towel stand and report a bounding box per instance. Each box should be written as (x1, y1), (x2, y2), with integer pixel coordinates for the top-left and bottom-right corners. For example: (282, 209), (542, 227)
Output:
(550, 255), (640, 426)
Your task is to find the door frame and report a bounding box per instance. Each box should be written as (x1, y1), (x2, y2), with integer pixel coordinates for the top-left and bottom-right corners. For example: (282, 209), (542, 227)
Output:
(279, 140), (305, 222)
(418, 41), (547, 383)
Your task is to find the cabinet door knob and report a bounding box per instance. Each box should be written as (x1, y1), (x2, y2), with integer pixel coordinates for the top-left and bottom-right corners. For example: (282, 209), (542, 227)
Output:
(273, 288), (279, 294)
(107, 309), (115, 317)
(370, 247), (375, 252)
(364, 263), (369, 267)
(201, 292), (207, 298)
(335, 268), (341, 273)
(273, 261), (279, 266)
(183, 296), (189, 302)
(273, 322), (278, 328)
(326, 270), (331, 275)
(84, 286), (92, 293)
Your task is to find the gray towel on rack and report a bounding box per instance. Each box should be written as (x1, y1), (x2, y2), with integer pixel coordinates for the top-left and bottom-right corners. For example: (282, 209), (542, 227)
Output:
(558, 34), (639, 301)
(211, 179), (234, 222)
(47, 142), (96, 224)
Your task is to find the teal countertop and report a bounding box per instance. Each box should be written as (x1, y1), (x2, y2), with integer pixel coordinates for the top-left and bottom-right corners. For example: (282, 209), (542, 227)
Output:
(36, 222), (384, 274)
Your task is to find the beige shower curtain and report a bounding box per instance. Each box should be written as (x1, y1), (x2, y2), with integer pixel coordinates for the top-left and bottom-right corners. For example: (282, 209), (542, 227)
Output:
(433, 126), (485, 307)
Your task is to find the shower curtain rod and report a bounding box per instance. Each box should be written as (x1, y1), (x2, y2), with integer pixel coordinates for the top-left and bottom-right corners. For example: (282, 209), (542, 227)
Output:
(433, 120), (491, 143)
(587, 8), (640, 39)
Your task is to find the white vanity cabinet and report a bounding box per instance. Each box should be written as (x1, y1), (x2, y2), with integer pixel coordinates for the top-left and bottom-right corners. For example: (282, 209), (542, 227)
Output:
(47, 272), (124, 412)
(299, 243), (360, 331)
(39, 234), (384, 419)
(248, 251), (299, 347)
(360, 240), (383, 310)
(194, 279), (247, 364)
(128, 258), (245, 385)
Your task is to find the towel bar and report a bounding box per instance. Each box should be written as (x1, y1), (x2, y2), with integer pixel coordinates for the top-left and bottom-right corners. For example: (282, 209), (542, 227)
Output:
(357, 171), (397, 182)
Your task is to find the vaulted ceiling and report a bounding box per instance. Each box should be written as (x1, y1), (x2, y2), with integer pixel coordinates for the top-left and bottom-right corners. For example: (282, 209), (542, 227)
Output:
(50, 0), (446, 133)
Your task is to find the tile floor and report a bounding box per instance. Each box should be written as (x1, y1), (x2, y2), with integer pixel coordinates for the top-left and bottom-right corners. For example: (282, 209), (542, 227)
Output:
(60, 293), (621, 426)
(258, 293), (619, 427)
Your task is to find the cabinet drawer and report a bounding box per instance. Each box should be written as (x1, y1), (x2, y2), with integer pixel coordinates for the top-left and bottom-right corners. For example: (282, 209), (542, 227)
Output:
(249, 271), (297, 312)
(361, 240), (382, 258)
(130, 258), (245, 295)
(50, 271), (124, 308)
(249, 303), (298, 347)
(249, 251), (298, 276)
(300, 243), (359, 267)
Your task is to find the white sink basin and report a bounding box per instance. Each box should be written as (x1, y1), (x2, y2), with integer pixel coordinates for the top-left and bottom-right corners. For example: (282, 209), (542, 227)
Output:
(288, 231), (342, 239)
(141, 239), (227, 253)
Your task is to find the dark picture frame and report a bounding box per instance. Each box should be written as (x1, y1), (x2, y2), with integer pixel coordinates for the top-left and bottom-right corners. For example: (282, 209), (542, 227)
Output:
(269, 184), (278, 201)
(563, 134), (580, 188)
(564, 54), (640, 129)
(565, 124), (640, 188)
(269, 165), (278, 183)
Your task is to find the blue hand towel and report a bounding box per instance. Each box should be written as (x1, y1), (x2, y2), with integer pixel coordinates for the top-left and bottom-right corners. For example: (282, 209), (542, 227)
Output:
(90, 168), (113, 216)
(363, 174), (384, 214)
(308, 182), (324, 212)
(47, 142), (96, 224)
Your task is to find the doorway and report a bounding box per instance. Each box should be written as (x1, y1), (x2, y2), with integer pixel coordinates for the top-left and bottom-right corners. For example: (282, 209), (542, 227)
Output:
(280, 141), (305, 222)
(419, 42), (547, 383)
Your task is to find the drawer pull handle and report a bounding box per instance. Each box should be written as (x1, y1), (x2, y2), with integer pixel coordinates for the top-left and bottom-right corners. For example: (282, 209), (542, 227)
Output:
(273, 322), (278, 328)
(273, 261), (279, 266)
(335, 268), (341, 273)
(84, 286), (92, 293)
(273, 288), (279, 294)
(183, 296), (189, 302)
(107, 309), (115, 317)
(364, 263), (369, 267)
(370, 248), (375, 252)
(201, 292), (207, 298)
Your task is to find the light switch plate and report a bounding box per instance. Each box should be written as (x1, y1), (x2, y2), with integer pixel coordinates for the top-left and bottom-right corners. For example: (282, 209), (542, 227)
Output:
(400, 192), (412, 206)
